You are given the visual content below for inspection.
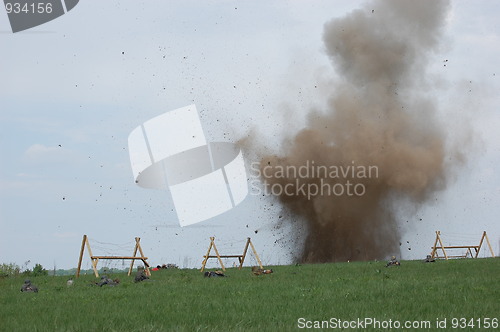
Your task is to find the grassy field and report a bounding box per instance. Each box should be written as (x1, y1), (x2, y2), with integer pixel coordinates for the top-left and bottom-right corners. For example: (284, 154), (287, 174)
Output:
(0, 258), (498, 331)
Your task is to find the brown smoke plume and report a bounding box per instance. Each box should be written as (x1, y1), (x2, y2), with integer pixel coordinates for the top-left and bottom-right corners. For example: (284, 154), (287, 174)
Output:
(260, 0), (456, 263)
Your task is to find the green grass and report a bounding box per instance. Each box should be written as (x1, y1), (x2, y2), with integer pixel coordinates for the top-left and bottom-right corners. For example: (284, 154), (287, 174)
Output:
(0, 258), (499, 331)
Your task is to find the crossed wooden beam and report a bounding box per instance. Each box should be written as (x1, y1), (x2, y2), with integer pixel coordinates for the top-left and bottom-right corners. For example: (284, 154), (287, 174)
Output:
(201, 237), (263, 272)
(430, 231), (495, 260)
(76, 234), (150, 278)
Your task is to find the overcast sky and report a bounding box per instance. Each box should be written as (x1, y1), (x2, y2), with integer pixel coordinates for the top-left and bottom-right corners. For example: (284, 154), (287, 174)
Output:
(1, 0), (499, 270)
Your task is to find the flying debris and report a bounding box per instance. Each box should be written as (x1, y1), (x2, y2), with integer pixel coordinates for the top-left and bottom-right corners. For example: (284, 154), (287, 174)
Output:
(257, 0), (462, 263)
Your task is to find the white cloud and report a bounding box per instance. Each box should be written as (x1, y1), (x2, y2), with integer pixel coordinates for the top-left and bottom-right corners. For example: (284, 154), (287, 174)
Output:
(23, 143), (79, 164)
(25, 143), (59, 156)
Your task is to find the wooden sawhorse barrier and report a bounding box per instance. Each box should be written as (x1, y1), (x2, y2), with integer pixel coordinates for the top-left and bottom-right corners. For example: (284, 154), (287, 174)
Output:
(201, 237), (263, 272)
(430, 231), (495, 260)
(76, 234), (151, 278)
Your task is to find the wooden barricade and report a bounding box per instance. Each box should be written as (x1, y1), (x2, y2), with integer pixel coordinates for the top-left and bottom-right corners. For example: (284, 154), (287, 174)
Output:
(200, 237), (263, 272)
(430, 231), (495, 260)
(76, 235), (151, 278)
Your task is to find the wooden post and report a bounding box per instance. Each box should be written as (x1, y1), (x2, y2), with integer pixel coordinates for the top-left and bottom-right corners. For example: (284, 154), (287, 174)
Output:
(476, 231), (495, 258)
(92, 258), (100, 277)
(239, 238), (251, 269)
(484, 231), (495, 257)
(211, 238), (226, 271)
(200, 237), (214, 272)
(84, 236), (99, 277)
(249, 238), (264, 269)
(436, 231), (448, 260)
(475, 231), (486, 258)
(135, 237), (150, 276)
(430, 231), (448, 260)
(76, 235), (87, 277)
(128, 238), (140, 276)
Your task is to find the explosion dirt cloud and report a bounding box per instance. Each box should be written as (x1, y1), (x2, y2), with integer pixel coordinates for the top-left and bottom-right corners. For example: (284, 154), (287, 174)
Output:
(257, 0), (464, 263)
